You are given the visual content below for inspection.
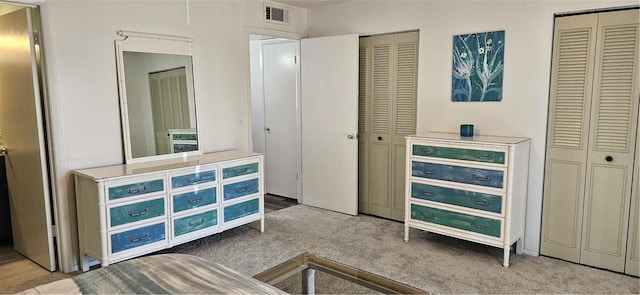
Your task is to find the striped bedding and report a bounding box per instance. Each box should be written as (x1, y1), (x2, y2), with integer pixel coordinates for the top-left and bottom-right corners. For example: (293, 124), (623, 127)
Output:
(20, 254), (286, 294)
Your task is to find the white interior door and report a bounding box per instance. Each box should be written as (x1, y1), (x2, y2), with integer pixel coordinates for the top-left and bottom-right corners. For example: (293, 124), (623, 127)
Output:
(301, 34), (358, 215)
(0, 8), (56, 271)
(263, 41), (299, 199)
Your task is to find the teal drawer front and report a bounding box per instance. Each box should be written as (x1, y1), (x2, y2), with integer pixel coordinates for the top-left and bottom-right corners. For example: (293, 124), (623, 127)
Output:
(224, 198), (259, 222)
(411, 204), (501, 238)
(412, 161), (504, 189)
(223, 162), (259, 179)
(173, 209), (218, 237)
(111, 222), (165, 253)
(172, 187), (217, 213)
(108, 179), (164, 201)
(172, 133), (197, 140)
(412, 145), (506, 165)
(110, 198), (165, 227)
(411, 182), (502, 214)
(171, 170), (216, 189)
(223, 178), (259, 201)
(173, 144), (198, 153)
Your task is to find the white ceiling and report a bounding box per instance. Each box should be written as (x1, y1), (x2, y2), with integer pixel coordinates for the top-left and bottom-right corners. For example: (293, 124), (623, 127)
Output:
(273, 0), (349, 9)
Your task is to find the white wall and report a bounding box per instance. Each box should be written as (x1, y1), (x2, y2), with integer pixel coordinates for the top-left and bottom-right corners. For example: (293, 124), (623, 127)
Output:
(40, 0), (306, 272)
(305, 0), (638, 256)
(250, 40), (265, 154)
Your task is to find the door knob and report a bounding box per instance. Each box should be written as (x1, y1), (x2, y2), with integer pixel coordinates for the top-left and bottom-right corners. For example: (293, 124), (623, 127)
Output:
(605, 156), (613, 162)
(377, 136), (383, 141)
(347, 133), (356, 140)
(0, 146), (7, 156)
(264, 126), (271, 132)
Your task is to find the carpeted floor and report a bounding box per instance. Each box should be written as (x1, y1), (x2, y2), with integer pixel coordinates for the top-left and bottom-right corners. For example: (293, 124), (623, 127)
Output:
(165, 204), (638, 294)
(5, 204), (638, 294)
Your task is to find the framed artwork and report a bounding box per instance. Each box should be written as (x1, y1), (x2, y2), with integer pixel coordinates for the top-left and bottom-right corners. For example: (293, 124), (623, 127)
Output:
(451, 30), (505, 102)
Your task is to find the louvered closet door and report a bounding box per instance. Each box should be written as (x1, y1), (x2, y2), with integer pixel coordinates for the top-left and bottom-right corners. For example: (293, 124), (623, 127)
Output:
(359, 32), (418, 220)
(391, 32), (419, 220)
(367, 34), (394, 218)
(149, 68), (190, 155)
(358, 38), (371, 212)
(542, 9), (640, 273)
(580, 9), (639, 273)
(541, 13), (598, 263)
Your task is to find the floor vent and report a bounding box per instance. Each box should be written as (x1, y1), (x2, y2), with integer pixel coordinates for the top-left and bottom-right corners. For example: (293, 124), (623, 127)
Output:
(265, 4), (289, 24)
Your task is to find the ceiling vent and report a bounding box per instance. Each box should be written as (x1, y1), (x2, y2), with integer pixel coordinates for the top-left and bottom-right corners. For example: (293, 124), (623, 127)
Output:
(264, 4), (289, 24)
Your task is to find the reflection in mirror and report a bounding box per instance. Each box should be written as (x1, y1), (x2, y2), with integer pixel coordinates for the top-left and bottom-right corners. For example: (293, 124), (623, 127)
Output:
(115, 30), (201, 164)
(122, 52), (197, 159)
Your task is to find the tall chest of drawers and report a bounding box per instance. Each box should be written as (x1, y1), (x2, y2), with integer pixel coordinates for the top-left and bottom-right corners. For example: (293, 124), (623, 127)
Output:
(404, 132), (530, 267)
(74, 150), (264, 271)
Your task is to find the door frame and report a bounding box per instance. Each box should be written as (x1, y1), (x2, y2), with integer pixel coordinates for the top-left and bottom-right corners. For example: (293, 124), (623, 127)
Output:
(0, 1), (60, 270)
(245, 26), (302, 202)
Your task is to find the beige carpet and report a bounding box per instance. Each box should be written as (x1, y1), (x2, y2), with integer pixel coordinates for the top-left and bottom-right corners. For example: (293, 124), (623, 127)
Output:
(167, 204), (638, 294)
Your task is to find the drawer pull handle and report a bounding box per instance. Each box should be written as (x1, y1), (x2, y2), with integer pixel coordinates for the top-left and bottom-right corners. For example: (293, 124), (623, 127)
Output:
(235, 186), (248, 193)
(187, 196), (204, 204)
(470, 198), (489, 206)
(128, 208), (148, 217)
(417, 169), (436, 175)
(235, 206), (249, 214)
(127, 185), (147, 194)
(188, 218), (205, 227)
(418, 212), (435, 219)
(187, 177), (202, 183)
(471, 174), (492, 182)
(422, 191), (436, 197)
(473, 153), (493, 161)
(423, 148), (437, 156)
(470, 221), (490, 230)
(235, 168), (248, 175)
(129, 233), (150, 243)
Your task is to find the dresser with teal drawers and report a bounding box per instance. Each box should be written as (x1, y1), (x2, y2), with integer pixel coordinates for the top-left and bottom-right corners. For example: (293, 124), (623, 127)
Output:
(404, 132), (530, 267)
(74, 150), (264, 271)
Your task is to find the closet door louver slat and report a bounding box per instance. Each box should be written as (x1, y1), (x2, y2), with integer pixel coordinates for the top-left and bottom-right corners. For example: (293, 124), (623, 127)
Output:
(592, 24), (638, 152)
(372, 44), (391, 134)
(358, 47), (368, 132)
(551, 28), (592, 149)
(395, 42), (417, 136)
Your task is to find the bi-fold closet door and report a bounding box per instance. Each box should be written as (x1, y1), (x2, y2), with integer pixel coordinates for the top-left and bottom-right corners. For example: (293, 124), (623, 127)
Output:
(358, 32), (419, 221)
(541, 9), (639, 275)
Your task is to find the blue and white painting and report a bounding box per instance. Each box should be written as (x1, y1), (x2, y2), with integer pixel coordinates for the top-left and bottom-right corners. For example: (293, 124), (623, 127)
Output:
(452, 30), (505, 102)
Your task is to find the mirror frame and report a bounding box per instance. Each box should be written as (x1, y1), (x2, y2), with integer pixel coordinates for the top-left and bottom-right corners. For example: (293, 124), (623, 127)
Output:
(115, 30), (202, 164)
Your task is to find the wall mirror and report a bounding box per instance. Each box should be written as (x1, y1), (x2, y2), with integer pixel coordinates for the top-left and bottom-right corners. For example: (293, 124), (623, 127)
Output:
(115, 31), (201, 164)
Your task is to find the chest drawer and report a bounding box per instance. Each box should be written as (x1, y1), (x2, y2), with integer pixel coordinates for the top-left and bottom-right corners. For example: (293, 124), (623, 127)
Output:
(222, 162), (259, 179)
(223, 178), (259, 201)
(173, 209), (218, 237)
(173, 143), (198, 153)
(110, 222), (166, 254)
(412, 144), (506, 165)
(171, 170), (216, 189)
(223, 198), (260, 222)
(107, 178), (165, 201)
(412, 161), (504, 189)
(410, 204), (502, 239)
(411, 182), (503, 214)
(172, 187), (217, 213)
(109, 197), (165, 228)
(172, 133), (197, 141)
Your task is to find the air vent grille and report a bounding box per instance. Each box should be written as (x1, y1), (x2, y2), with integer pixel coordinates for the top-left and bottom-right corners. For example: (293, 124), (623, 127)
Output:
(265, 5), (289, 24)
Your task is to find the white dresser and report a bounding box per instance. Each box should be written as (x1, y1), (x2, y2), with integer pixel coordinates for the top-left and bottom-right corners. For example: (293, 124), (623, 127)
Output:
(404, 132), (530, 267)
(74, 150), (264, 271)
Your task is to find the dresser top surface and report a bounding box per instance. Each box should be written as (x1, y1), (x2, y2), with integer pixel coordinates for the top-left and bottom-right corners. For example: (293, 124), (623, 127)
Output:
(74, 150), (262, 180)
(408, 132), (530, 145)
